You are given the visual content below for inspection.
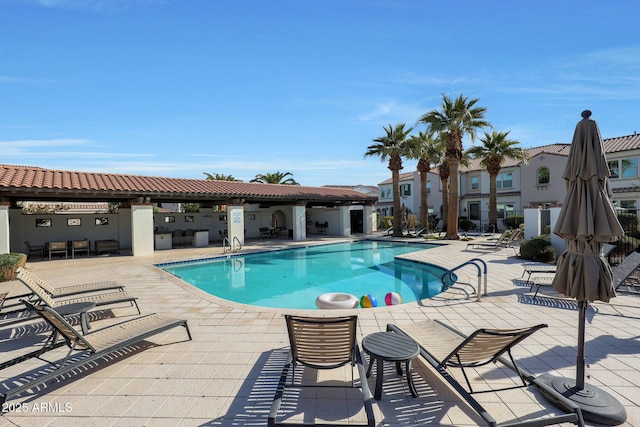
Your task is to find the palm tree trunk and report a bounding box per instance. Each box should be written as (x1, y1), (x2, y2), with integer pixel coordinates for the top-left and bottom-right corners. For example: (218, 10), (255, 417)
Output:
(489, 173), (498, 230)
(419, 170), (428, 233)
(446, 157), (460, 239)
(440, 177), (448, 232)
(392, 169), (402, 237)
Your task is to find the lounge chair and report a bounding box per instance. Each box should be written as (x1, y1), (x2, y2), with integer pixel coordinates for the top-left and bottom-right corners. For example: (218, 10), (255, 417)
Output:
(527, 246), (636, 299)
(522, 243), (616, 282)
(466, 229), (511, 250)
(268, 315), (375, 427)
(613, 251), (640, 293)
(0, 301), (191, 404)
(16, 268), (140, 315)
(16, 267), (125, 298)
(387, 320), (585, 427)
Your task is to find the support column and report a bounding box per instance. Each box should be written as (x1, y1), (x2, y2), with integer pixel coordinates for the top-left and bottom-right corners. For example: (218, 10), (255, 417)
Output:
(338, 205), (350, 236)
(0, 203), (9, 254)
(523, 207), (542, 240)
(227, 204), (245, 250)
(131, 203), (154, 256)
(292, 204), (307, 241)
(363, 204), (375, 234)
(549, 206), (565, 260)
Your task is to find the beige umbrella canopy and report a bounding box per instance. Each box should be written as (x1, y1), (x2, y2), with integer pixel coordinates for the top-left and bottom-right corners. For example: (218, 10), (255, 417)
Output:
(539, 111), (626, 425)
(552, 110), (624, 302)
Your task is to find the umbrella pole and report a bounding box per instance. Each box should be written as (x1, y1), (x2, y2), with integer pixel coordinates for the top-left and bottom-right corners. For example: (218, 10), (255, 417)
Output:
(576, 300), (587, 390)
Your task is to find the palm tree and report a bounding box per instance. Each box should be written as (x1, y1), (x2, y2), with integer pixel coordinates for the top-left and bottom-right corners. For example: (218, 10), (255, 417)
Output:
(407, 131), (444, 234)
(203, 172), (242, 181)
(419, 94), (490, 239)
(251, 171), (299, 185)
(437, 159), (449, 232)
(365, 123), (414, 237)
(466, 130), (528, 231)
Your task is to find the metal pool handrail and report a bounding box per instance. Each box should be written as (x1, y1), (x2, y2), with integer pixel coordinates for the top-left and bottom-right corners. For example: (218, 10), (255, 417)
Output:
(441, 258), (488, 301)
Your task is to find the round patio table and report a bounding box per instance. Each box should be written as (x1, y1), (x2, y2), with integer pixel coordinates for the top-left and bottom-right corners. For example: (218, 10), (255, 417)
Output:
(361, 331), (420, 400)
(56, 301), (96, 334)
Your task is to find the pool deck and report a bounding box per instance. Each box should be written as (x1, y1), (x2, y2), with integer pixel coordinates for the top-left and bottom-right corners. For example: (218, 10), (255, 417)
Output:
(1, 234), (639, 426)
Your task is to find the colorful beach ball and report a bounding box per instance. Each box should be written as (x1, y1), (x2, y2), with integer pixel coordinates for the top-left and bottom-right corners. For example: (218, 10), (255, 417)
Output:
(360, 294), (377, 308)
(385, 292), (402, 306)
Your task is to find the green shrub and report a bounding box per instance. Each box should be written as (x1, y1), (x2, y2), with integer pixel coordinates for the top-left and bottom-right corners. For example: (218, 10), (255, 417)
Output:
(519, 238), (556, 263)
(458, 219), (476, 232)
(617, 212), (638, 233)
(0, 253), (27, 282)
(503, 216), (524, 229)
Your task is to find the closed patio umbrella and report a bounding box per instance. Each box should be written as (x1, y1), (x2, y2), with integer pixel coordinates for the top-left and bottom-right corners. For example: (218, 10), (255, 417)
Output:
(537, 111), (626, 425)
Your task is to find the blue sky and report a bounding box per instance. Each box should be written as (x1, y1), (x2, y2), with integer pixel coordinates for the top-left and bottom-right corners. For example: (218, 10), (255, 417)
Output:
(2, 0), (640, 187)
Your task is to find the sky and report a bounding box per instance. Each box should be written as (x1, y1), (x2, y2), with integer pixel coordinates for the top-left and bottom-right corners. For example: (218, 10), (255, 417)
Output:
(2, 0), (640, 187)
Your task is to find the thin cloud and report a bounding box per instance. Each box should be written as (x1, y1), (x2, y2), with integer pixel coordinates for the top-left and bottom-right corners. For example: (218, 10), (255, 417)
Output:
(357, 100), (425, 124)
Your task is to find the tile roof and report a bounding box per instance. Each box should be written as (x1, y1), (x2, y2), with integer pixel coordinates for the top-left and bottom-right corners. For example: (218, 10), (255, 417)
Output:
(378, 172), (415, 185)
(603, 133), (640, 153)
(460, 143), (572, 172)
(0, 164), (377, 205)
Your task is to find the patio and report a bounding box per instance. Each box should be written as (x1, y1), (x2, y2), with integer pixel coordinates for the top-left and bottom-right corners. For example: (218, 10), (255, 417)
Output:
(1, 236), (639, 426)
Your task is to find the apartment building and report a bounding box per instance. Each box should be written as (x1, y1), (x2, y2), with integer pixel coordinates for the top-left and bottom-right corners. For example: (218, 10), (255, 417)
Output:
(376, 133), (640, 231)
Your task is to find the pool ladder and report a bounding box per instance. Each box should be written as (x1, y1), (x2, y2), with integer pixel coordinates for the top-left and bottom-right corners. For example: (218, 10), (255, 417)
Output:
(440, 258), (488, 301)
(222, 236), (242, 253)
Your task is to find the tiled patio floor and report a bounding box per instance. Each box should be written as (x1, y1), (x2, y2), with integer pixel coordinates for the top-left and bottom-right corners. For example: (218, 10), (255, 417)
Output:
(1, 235), (639, 426)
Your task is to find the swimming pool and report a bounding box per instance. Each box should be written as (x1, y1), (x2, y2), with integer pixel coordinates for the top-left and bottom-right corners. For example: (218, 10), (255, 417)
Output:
(159, 240), (451, 309)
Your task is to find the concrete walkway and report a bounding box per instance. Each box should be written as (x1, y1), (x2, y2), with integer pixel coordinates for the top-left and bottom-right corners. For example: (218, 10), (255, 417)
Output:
(1, 235), (639, 426)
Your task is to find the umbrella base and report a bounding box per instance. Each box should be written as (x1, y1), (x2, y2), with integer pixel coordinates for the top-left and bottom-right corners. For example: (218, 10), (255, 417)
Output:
(536, 373), (626, 426)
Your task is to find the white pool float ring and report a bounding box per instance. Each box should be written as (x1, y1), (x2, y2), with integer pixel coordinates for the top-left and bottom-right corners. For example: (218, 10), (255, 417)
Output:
(315, 292), (360, 309)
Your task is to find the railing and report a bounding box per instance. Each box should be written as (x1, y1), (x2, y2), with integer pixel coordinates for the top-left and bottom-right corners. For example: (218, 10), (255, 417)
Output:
(223, 236), (242, 253)
(440, 258), (488, 301)
(233, 236), (242, 252)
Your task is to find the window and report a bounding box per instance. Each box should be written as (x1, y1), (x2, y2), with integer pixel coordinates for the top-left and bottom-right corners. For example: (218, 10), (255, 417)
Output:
(426, 181), (431, 194)
(497, 172), (513, 189)
(497, 204), (515, 219)
(380, 187), (392, 199)
(537, 167), (550, 184)
(471, 176), (479, 190)
(622, 158), (638, 178)
(400, 184), (411, 196)
(609, 158), (638, 179)
(620, 200), (637, 210)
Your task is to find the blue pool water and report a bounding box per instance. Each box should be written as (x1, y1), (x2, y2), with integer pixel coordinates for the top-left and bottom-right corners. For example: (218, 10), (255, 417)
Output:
(159, 240), (450, 309)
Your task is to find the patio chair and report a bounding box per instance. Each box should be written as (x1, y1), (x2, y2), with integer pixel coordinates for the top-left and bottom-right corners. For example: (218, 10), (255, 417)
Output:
(71, 239), (90, 258)
(16, 268), (140, 315)
(0, 300), (191, 405)
(268, 315), (375, 427)
(15, 267), (125, 298)
(48, 241), (68, 260)
(387, 320), (584, 427)
(24, 241), (44, 260)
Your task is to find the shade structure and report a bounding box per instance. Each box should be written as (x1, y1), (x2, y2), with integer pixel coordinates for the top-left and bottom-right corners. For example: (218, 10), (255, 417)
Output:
(537, 111), (626, 425)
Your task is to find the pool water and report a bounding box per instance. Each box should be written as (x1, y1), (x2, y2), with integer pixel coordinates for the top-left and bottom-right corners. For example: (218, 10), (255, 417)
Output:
(160, 240), (450, 309)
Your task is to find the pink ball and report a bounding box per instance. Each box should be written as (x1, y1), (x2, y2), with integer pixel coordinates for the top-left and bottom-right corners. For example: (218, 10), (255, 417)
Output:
(385, 292), (402, 306)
